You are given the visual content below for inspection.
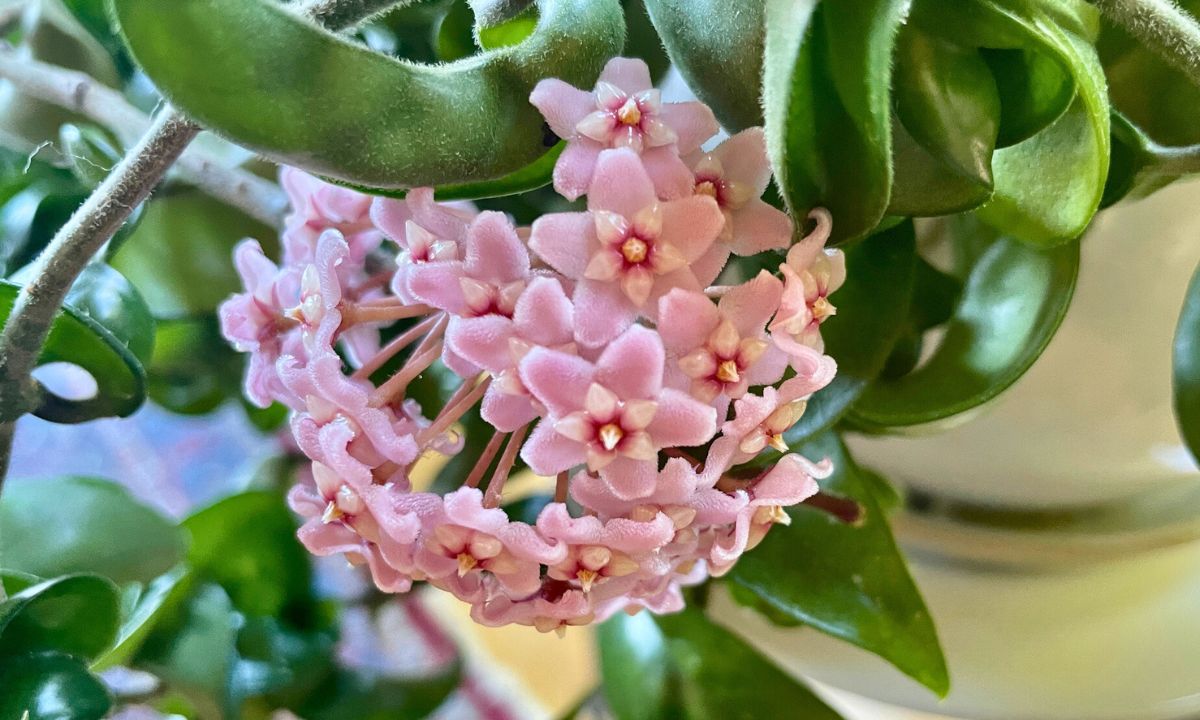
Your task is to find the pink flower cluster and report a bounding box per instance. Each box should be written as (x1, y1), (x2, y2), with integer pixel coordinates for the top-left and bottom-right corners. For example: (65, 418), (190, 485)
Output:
(220, 58), (845, 633)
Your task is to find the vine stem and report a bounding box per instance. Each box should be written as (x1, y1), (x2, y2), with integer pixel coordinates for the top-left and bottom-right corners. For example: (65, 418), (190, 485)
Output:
(1090, 0), (1200, 90)
(0, 49), (287, 226)
(0, 0), (409, 488)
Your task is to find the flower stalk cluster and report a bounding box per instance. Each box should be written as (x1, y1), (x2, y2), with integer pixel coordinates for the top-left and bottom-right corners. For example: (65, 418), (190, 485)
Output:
(221, 58), (845, 632)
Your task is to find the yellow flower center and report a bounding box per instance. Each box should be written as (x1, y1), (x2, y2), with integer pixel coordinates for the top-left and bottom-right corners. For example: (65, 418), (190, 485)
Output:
(621, 237), (649, 264)
(598, 422), (624, 451)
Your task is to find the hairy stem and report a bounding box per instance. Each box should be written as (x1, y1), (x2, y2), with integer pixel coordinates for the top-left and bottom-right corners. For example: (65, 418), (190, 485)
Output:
(1090, 0), (1200, 90)
(0, 0), (411, 487)
(0, 50), (287, 225)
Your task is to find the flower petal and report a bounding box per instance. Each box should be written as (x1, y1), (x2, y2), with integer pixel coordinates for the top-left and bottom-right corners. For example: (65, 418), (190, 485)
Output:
(529, 211), (594, 278)
(520, 418), (586, 475)
(711, 127), (773, 195)
(660, 101), (719, 154)
(530, 78), (599, 138)
(659, 196), (724, 262)
(648, 388), (717, 447)
(572, 278), (637, 348)
(553, 140), (603, 202)
(598, 56), (653, 95)
(595, 325), (664, 399)
(729, 199), (793, 256)
(588, 149), (657, 219)
(519, 346), (595, 416)
(639, 146), (696, 200)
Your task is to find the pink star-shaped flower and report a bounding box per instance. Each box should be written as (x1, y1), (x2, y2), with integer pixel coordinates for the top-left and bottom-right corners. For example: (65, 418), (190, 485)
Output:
(280, 167), (381, 269)
(518, 325), (717, 500)
(686, 129), (795, 286)
(770, 209), (846, 356)
(658, 271), (790, 415)
(372, 188), (474, 304)
(530, 57), (718, 200)
(530, 149), (724, 347)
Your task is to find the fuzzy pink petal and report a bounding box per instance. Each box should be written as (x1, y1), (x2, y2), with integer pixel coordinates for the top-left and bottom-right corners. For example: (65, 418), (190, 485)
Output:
(729, 200), (793, 256)
(595, 325), (664, 400)
(572, 278), (637, 348)
(753, 454), (820, 506)
(465, 211), (529, 282)
(600, 455), (658, 501)
(368, 197), (411, 240)
(660, 102), (719, 155)
(601, 513), (675, 553)
(639, 146), (696, 200)
(408, 187), (472, 242)
(520, 419), (586, 475)
(657, 289), (720, 355)
(481, 386), (538, 432)
(587, 149), (658, 219)
(529, 212), (594, 278)
(530, 78), (597, 139)
(779, 354), (838, 399)
(568, 471), (635, 517)
(645, 267), (702, 321)
(712, 128), (772, 195)
(441, 343), (481, 378)
(513, 276), (574, 345)
(518, 347), (595, 416)
(407, 261), (467, 314)
(720, 270), (784, 336)
(446, 314), (514, 373)
(553, 141), (603, 202)
(648, 388), (717, 447)
(598, 57), (653, 94)
(744, 344), (790, 388)
(658, 196), (724, 262)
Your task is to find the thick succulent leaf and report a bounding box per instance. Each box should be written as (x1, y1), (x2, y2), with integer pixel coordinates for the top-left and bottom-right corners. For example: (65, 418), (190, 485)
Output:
(0, 278), (148, 422)
(597, 612), (671, 720)
(763, 0), (906, 243)
(656, 608), (845, 719)
(729, 432), (949, 697)
(1173, 260), (1200, 465)
(643, 0), (765, 131)
(1102, 111), (1200, 208)
(889, 25), (999, 216)
(0, 574), (120, 662)
(110, 0), (624, 188)
(0, 651), (112, 720)
(1098, 0), (1200, 146)
(784, 220), (916, 445)
(0, 476), (185, 585)
(849, 235), (1079, 430)
(981, 46), (1075, 147)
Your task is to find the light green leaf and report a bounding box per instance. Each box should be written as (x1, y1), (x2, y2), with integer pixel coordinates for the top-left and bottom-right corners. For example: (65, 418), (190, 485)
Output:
(111, 0), (624, 188)
(597, 612), (670, 720)
(0, 476), (185, 585)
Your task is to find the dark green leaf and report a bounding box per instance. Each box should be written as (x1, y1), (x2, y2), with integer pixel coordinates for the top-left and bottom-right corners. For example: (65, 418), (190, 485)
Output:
(643, 0), (765, 131)
(183, 491), (314, 619)
(849, 236), (1079, 429)
(729, 432), (948, 696)
(1098, 0), (1200, 146)
(0, 651), (112, 720)
(60, 262), (155, 365)
(981, 46), (1075, 147)
(597, 612), (670, 720)
(889, 25), (999, 216)
(763, 0), (906, 243)
(110, 190), (275, 320)
(1101, 111), (1200, 208)
(0, 575), (120, 662)
(0, 476), (184, 584)
(1173, 260), (1200, 465)
(623, 0), (670, 84)
(0, 185), (88, 278)
(783, 221), (916, 445)
(0, 279), (147, 422)
(111, 0), (624, 188)
(655, 608), (844, 719)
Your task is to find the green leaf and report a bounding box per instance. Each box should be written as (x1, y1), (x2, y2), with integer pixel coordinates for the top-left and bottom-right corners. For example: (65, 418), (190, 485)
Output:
(888, 25), (999, 216)
(981, 46), (1075, 147)
(1101, 111), (1200, 208)
(60, 262), (156, 365)
(729, 432), (949, 696)
(622, 0), (670, 84)
(330, 142), (564, 202)
(849, 235), (1079, 430)
(643, 0), (765, 131)
(655, 609), (844, 719)
(0, 279), (148, 422)
(957, 1), (1110, 246)
(763, 0), (906, 243)
(476, 5), (538, 49)
(111, 0), (624, 188)
(0, 185), (89, 278)
(783, 221), (916, 445)
(301, 663), (463, 720)
(0, 575), (120, 662)
(1173, 260), (1200, 465)
(146, 317), (245, 415)
(183, 491), (314, 619)
(57, 123), (123, 189)
(0, 651), (112, 720)
(597, 612), (670, 720)
(110, 190), (275, 320)
(1098, 0), (1200, 146)
(0, 476), (185, 585)
(93, 565), (191, 671)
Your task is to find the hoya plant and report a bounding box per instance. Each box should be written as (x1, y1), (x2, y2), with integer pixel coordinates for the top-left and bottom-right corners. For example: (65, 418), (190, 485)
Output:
(1, 0), (1200, 717)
